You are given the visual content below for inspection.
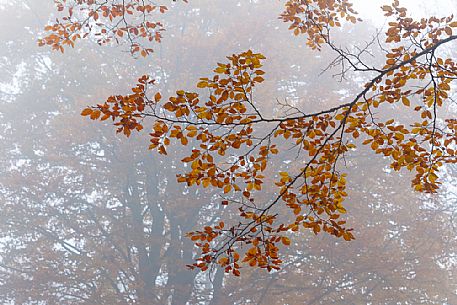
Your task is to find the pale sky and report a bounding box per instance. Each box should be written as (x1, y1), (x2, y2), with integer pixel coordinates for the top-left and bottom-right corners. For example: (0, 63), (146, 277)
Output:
(353, 0), (457, 27)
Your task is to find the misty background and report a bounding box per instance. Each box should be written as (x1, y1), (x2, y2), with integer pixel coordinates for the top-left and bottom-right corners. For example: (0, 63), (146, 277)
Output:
(0, 0), (456, 304)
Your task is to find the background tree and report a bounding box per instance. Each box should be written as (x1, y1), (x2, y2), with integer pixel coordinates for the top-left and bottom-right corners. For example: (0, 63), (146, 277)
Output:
(0, 2), (205, 304)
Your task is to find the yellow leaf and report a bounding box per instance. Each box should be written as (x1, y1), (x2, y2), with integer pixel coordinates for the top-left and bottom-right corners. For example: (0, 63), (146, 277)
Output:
(197, 80), (208, 88)
(401, 96), (410, 106)
(223, 185), (231, 194)
(218, 257), (229, 266)
(81, 108), (93, 116)
(154, 92), (161, 102)
(281, 236), (291, 246)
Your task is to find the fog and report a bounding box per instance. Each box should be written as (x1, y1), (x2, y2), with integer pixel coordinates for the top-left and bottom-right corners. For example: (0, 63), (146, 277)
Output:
(0, 0), (456, 304)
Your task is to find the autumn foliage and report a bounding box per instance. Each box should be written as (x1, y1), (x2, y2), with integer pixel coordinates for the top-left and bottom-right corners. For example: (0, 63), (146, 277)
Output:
(39, 0), (187, 56)
(48, 0), (457, 275)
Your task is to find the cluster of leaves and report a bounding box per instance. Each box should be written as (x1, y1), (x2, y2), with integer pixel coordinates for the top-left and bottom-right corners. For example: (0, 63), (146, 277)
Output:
(38, 0), (187, 56)
(280, 0), (361, 49)
(359, 2), (457, 193)
(83, 50), (356, 274)
(40, 0), (361, 55)
(81, 0), (457, 276)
